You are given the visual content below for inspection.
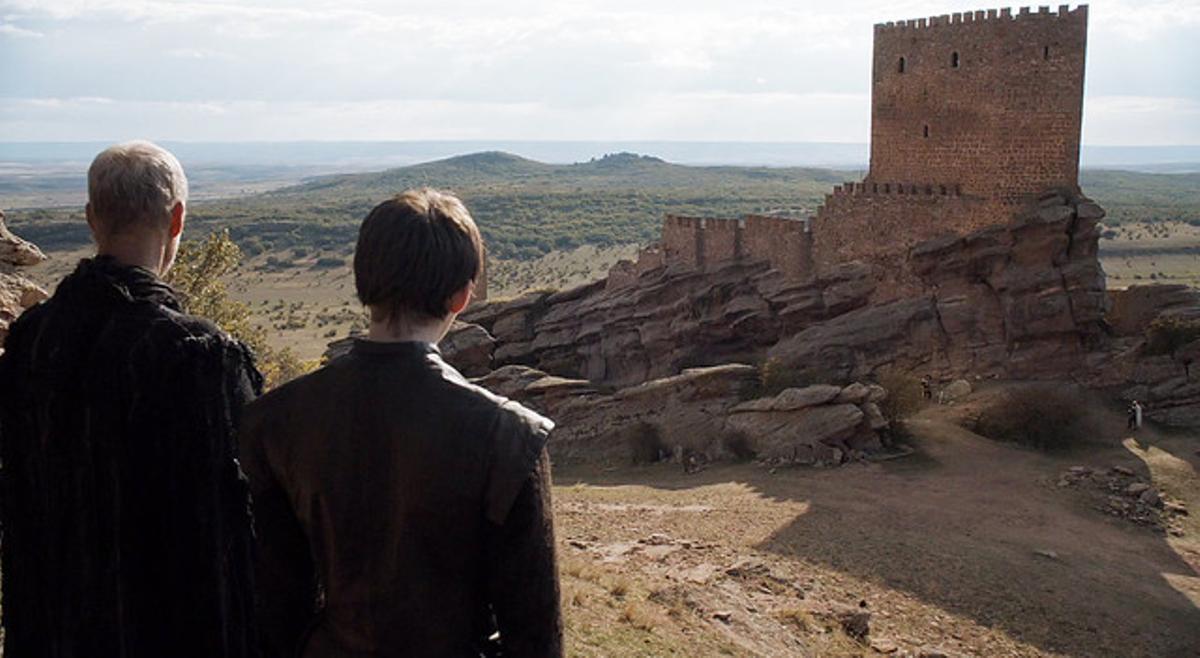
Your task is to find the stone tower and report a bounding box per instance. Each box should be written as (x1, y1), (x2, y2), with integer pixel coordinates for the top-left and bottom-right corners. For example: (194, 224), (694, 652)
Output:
(809, 5), (1090, 284)
(869, 5), (1088, 206)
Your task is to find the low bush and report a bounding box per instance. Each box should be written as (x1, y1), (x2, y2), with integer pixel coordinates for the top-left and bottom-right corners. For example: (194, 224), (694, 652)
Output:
(312, 256), (346, 269)
(1144, 316), (1200, 356)
(721, 431), (756, 461)
(753, 358), (846, 398)
(625, 422), (668, 464)
(873, 368), (924, 421)
(974, 385), (1098, 451)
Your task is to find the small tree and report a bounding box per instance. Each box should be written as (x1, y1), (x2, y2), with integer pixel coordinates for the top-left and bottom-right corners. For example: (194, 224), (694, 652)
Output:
(168, 230), (317, 389)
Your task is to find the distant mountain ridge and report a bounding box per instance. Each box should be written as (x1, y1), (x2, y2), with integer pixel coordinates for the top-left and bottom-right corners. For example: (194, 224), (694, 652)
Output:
(7, 151), (1200, 262)
(285, 150), (853, 200)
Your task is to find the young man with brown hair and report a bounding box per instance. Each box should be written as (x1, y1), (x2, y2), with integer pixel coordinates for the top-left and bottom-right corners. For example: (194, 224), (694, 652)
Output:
(240, 189), (562, 657)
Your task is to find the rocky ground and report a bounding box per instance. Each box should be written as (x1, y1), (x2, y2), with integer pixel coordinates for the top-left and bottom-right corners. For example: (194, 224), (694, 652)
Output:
(551, 388), (1200, 657)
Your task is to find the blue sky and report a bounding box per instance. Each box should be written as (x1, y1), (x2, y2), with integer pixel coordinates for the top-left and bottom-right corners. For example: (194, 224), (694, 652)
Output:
(1, 0), (1197, 144)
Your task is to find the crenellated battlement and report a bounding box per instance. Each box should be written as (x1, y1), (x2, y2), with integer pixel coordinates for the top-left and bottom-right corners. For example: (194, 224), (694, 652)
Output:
(869, 4), (1087, 203)
(655, 213), (812, 278)
(875, 5), (1086, 32)
(828, 181), (963, 198)
(620, 6), (1089, 300)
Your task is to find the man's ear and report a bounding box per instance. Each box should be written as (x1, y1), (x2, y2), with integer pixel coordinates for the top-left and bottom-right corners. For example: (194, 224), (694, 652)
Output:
(446, 281), (473, 315)
(85, 203), (99, 235)
(168, 201), (186, 239)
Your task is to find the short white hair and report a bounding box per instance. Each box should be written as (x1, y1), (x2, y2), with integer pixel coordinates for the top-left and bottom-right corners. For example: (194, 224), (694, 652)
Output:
(87, 140), (188, 233)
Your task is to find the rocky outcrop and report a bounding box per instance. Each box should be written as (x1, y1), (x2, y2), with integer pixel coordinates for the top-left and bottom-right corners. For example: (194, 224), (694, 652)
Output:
(1087, 285), (1200, 426)
(463, 262), (873, 388)
(438, 321), (496, 376)
(475, 364), (890, 466)
(768, 193), (1108, 382)
(323, 321), (496, 376)
(726, 383), (888, 464)
(0, 210), (48, 350)
(467, 193), (1107, 393)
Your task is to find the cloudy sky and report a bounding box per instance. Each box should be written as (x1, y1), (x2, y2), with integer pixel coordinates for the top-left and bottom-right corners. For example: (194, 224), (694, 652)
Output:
(1, 0), (1197, 145)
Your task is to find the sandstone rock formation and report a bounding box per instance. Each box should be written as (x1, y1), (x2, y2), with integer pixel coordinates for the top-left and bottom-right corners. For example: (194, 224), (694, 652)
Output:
(324, 321), (496, 376)
(464, 193), (1107, 390)
(474, 363), (890, 466)
(768, 193), (1108, 382)
(726, 383), (888, 464)
(462, 261), (874, 388)
(0, 210), (48, 350)
(1088, 284), (1200, 426)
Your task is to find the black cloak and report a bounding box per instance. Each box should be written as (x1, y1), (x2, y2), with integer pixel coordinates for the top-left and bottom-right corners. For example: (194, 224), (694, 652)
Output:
(0, 256), (263, 658)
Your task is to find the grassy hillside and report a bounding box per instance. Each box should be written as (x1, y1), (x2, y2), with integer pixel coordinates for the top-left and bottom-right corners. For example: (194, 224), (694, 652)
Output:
(7, 152), (1200, 261)
(1079, 169), (1200, 225)
(6, 152), (854, 259)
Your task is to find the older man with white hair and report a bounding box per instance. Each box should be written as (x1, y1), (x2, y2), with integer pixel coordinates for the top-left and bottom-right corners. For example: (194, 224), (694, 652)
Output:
(0, 141), (263, 657)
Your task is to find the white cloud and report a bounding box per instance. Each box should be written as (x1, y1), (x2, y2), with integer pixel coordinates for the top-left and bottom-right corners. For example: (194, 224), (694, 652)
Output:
(0, 1), (1196, 144)
(1084, 95), (1200, 145)
(0, 92), (870, 142)
(0, 21), (41, 37)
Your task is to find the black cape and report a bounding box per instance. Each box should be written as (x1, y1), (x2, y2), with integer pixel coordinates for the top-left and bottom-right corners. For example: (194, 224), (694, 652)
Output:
(0, 256), (263, 658)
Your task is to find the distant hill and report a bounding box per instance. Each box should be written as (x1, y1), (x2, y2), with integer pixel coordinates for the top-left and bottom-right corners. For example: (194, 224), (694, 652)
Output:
(188, 151), (857, 260)
(1079, 169), (1200, 224)
(7, 152), (1200, 261)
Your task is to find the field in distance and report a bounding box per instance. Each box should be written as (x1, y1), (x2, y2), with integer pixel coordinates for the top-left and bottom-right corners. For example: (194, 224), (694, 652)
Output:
(15, 151), (1200, 359)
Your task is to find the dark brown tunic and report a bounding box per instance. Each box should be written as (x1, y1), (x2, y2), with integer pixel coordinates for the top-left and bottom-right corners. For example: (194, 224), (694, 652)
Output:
(239, 340), (562, 658)
(0, 256), (263, 658)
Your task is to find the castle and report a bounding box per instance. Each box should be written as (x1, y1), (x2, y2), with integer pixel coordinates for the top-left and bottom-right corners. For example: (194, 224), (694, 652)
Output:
(615, 5), (1089, 297)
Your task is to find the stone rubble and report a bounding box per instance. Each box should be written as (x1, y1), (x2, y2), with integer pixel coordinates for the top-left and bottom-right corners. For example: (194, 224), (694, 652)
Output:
(1056, 465), (1187, 535)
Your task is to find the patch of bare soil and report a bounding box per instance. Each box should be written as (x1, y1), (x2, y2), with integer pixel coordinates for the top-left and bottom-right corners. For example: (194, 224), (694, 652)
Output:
(553, 387), (1200, 657)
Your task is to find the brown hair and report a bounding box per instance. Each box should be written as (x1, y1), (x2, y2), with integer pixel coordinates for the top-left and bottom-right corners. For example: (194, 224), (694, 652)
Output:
(354, 188), (483, 322)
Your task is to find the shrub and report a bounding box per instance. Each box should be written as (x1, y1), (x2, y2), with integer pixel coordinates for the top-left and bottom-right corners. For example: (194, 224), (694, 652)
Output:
(873, 368), (924, 421)
(721, 431), (756, 461)
(754, 358), (846, 398)
(312, 256), (346, 269)
(625, 422), (668, 464)
(973, 385), (1098, 451)
(1144, 316), (1200, 356)
(168, 230), (318, 390)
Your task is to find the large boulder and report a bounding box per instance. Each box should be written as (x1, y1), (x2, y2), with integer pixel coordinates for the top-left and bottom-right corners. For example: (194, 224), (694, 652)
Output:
(481, 369), (890, 466)
(321, 321), (496, 377)
(439, 321), (495, 377)
(727, 383), (887, 464)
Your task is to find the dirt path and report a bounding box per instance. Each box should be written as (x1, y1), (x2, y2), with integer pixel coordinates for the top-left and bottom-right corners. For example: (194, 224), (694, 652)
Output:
(553, 394), (1200, 656)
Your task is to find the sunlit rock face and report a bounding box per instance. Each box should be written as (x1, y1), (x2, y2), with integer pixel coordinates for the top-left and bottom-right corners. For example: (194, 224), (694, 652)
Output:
(465, 193), (1109, 390)
(0, 210), (48, 351)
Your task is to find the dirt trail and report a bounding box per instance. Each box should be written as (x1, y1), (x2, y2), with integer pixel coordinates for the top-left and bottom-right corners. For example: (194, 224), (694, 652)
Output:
(553, 391), (1200, 657)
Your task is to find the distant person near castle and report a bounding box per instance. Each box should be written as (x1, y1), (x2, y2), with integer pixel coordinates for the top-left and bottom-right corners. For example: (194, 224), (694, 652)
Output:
(0, 141), (263, 657)
(239, 188), (563, 657)
(1128, 400), (1144, 431)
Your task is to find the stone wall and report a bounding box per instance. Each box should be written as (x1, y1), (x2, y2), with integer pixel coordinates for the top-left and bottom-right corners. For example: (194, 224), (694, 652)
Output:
(869, 5), (1087, 205)
(744, 214), (812, 280)
(808, 182), (996, 297)
(659, 214), (811, 278)
(662, 215), (703, 269)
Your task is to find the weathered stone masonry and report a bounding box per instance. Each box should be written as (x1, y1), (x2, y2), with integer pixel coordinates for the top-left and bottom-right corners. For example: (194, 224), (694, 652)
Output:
(657, 214), (810, 273)
(624, 6), (1091, 295)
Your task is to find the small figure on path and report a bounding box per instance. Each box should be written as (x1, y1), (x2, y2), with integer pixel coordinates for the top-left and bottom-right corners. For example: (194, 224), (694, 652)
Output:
(921, 375), (933, 401)
(1127, 400), (1144, 431)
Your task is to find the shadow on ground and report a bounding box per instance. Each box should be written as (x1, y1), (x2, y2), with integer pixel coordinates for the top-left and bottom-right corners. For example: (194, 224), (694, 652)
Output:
(559, 400), (1200, 657)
